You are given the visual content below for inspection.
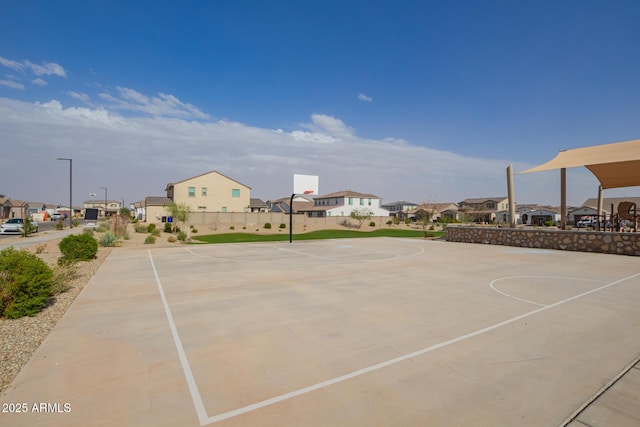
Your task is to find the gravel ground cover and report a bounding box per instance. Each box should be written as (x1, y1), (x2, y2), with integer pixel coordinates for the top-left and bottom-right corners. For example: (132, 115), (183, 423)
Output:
(0, 237), (113, 394)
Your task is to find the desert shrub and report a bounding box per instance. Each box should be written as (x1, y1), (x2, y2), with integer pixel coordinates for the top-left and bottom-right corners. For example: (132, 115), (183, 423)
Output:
(386, 220), (393, 226)
(83, 228), (95, 237)
(35, 243), (47, 254)
(369, 221), (376, 227)
(191, 228), (198, 233)
(144, 235), (156, 244)
(177, 231), (187, 241)
(147, 224), (156, 233)
(164, 222), (172, 233)
(264, 223), (272, 229)
(123, 233), (130, 240)
(405, 218), (411, 225)
(58, 233), (98, 265)
(429, 225), (435, 231)
(96, 223), (110, 233)
(230, 226), (235, 230)
(99, 232), (118, 247)
(0, 248), (54, 319)
(134, 225), (148, 233)
(279, 223), (286, 229)
(167, 235), (177, 243)
(55, 221), (64, 230)
(151, 228), (161, 237)
(51, 264), (78, 295)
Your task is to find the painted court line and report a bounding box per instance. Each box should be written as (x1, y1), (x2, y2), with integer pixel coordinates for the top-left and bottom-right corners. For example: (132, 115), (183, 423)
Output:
(148, 249), (639, 426)
(148, 250), (209, 426)
(489, 276), (607, 307)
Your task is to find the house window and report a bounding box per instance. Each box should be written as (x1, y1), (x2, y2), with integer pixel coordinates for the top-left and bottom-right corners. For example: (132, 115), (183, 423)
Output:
(232, 189), (240, 198)
(202, 187), (207, 196)
(222, 207), (227, 212)
(360, 198), (364, 205)
(188, 187), (195, 197)
(348, 198), (353, 205)
(487, 203), (495, 209)
(368, 198), (372, 206)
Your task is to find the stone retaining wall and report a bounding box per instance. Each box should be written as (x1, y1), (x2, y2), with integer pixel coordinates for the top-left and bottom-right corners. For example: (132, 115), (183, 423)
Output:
(446, 226), (639, 256)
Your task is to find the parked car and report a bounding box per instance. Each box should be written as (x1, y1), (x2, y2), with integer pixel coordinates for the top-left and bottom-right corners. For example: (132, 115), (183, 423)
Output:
(0, 218), (38, 234)
(576, 217), (598, 228)
(50, 213), (63, 221)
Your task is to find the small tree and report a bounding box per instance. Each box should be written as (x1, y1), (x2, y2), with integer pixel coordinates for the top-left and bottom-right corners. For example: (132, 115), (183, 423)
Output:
(166, 202), (191, 233)
(350, 208), (373, 229)
(415, 209), (433, 237)
(21, 217), (37, 238)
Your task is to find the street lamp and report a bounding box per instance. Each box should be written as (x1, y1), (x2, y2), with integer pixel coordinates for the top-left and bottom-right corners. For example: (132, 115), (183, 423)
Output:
(89, 193), (96, 208)
(100, 187), (108, 218)
(56, 158), (73, 228)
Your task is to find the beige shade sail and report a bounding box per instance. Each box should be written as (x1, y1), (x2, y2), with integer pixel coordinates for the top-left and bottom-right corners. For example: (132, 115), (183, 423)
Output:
(520, 139), (640, 189)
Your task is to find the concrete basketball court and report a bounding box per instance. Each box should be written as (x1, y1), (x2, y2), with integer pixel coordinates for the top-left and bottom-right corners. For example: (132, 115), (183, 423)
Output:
(1, 237), (639, 426)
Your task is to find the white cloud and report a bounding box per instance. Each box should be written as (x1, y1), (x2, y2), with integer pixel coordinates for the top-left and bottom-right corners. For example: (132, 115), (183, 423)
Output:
(0, 95), (606, 209)
(358, 93), (373, 102)
(24, 60), (66, 77)
(0, 80), (24, 90)
(68, 91), (91, 103)
(32, 78), (47, 86)
(99, 86), (210, 120)
(0, 56), (66, 78)
(0, 56), (24, 72)
(296, 114), (356, 141)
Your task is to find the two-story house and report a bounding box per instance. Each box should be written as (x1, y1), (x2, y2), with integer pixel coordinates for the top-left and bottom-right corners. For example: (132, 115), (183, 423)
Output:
(83, 199), (121, 218)
(165, 170), (251, 213)
(458, 197), (509, 223)
(381, 201), (418, 217)
(298, 191), (389, 217)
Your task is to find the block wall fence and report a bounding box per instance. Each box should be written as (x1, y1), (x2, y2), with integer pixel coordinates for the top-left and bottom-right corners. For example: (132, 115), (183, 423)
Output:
(148, 211), (393, 229)
(446, 226), (639, 256)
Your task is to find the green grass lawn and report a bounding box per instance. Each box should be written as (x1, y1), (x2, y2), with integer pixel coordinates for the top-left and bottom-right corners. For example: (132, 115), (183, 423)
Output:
(192, 229), (445, 244)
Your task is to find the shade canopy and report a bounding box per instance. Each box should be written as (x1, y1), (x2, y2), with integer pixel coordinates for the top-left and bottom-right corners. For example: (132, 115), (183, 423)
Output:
(520, 139), (640, 189)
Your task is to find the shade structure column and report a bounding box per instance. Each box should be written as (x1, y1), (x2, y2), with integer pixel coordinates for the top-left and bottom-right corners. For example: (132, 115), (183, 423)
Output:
(560, 168), (567, 229)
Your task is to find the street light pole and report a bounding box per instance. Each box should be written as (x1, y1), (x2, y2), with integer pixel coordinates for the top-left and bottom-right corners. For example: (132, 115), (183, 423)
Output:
(100, 187), (108, 218)
(56, 158), (73, 228)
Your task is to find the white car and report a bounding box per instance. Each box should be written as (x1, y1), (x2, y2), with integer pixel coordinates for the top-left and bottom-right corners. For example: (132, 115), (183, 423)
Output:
(0, 218), (38, 234)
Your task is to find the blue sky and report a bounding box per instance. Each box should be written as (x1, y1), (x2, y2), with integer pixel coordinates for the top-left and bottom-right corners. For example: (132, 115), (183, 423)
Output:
(1, 1), (639, 208)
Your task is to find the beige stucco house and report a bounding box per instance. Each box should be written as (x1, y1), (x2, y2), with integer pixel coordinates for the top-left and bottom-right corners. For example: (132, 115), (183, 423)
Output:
(165, 170), (251, 213)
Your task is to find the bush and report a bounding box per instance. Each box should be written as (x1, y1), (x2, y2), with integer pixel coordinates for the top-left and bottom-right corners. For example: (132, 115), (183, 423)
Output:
(167, 235), (177, 243)
(123, 232), (130, 240)
(55, 221), (64, 230)
(177, 231), (187, 241)
(99, 232), (118, 247)
(144, 235), (156, 244)
(51, 264), (78, 295)
(0, 248), (54, 319)
(134, 225), (148, 233)
(386, 220), (393, 226)
(58, 234), (98, 265)
(230, 226), (235, 230)
(369, 221), (376, 227)
(279, 223), (286, 229)
(191, 228), (198, 233)
(96, 223), (110, 233)
(264, 223), (272, 229)
(151, 228), (161, 237)
(164, 222), (172, 233)
(147, 224), (156, 233)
